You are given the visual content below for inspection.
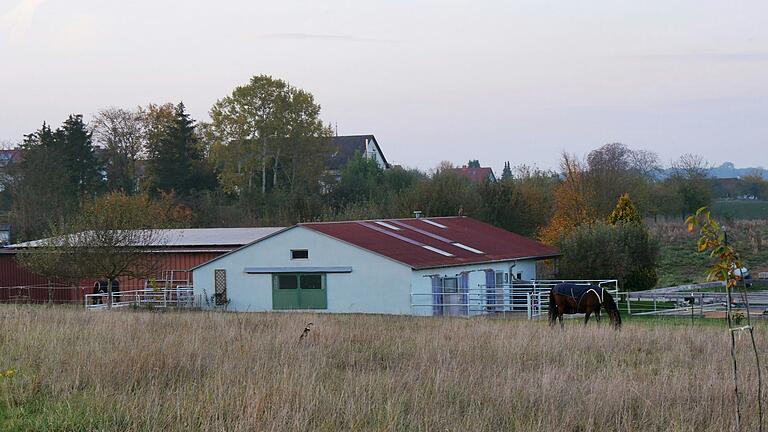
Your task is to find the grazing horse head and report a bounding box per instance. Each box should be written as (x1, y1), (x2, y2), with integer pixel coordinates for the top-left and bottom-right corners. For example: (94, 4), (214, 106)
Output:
(601, 290), (622, 329)
(549, 283), (621, 330)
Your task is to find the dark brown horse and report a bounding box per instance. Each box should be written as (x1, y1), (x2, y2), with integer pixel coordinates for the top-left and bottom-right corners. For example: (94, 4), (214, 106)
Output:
(548, 283), (621, 329)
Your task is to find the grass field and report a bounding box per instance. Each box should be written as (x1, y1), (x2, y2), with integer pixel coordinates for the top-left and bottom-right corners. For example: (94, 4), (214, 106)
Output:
(0, 306), (766, 431)
(650, 218), (768, 287)
(712, 199), (768, 220)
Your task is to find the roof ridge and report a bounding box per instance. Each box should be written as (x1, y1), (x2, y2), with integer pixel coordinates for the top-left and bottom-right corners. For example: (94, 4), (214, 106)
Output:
(300, 216), (465, 226)
(331, 134), (375, 138)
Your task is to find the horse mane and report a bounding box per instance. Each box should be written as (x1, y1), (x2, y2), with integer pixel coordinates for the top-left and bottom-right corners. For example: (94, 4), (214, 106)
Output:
(601, 289), (617, 309)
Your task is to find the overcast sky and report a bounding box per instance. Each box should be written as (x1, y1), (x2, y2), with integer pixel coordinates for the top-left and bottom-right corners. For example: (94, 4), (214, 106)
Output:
(1, 0), (766, 173)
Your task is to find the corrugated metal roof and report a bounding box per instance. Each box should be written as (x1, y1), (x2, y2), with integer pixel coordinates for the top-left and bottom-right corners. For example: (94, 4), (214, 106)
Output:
(301, 217), (560, 269)
(7, 228), (284, 249)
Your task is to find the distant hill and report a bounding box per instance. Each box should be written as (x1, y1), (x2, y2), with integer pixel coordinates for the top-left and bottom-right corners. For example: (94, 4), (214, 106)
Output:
(708, 162), (767, 179)
(658, 162), (767, 180)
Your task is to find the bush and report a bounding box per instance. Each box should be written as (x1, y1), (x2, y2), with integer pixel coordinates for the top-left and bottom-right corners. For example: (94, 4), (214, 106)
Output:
(558, 222), (658, 290)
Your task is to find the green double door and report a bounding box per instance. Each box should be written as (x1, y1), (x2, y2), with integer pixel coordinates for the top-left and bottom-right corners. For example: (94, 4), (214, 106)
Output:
(272, 274), (327, 310)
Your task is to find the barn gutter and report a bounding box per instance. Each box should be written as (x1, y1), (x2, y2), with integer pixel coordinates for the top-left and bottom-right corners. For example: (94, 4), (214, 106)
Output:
(243, 266), (353, 274)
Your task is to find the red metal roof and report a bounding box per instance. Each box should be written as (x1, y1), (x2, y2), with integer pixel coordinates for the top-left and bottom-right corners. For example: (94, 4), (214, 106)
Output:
(444, 167), (496, 183)
(301, 217), (560, 269)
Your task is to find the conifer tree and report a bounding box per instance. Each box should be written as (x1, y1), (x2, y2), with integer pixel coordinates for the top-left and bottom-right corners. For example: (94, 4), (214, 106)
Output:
(57, 114), (102, 203)
(606, 193), (657, 289)
(9, 117), (102, 240)
(146, 103), (214, 196)
(501, 161), (513, 180)
(607, 193), (642, 225)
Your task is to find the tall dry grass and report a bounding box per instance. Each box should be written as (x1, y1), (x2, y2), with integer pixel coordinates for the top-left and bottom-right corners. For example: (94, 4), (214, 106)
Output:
(0, 306), (765, 431)
(649, 218), (768, 246)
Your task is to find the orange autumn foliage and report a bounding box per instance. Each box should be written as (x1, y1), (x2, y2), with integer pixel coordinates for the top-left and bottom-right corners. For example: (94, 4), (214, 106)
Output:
(538, 154), (596, 244)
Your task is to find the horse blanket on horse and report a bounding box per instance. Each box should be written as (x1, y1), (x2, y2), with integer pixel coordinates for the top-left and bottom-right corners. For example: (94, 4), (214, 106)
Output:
(552, 283), (605, 312)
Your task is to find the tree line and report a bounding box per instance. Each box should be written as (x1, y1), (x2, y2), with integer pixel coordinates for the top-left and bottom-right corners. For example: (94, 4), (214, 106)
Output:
(2, 74), (765, 290)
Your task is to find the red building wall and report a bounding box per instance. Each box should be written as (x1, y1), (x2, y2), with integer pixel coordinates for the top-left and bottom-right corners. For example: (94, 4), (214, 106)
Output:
(0, 251), (225, 304)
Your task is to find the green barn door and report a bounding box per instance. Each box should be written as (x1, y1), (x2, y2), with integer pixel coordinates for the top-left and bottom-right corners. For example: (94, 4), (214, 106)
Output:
(272, 274), (327, 310)
(273, 274), (300, 309)
(299, 274), (327, 309)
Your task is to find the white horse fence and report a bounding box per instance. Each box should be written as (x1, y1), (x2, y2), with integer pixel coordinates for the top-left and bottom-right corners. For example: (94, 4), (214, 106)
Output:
(410, 279), (619, 318)
(85, 287), (196, 310)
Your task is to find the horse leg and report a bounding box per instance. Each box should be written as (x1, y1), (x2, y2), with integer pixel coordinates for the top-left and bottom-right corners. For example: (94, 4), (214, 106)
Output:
(596, 309), (601, 323)
(558, 312), (564, 329)
(549, 303), (557, 327)
(584, 311), (591, 325)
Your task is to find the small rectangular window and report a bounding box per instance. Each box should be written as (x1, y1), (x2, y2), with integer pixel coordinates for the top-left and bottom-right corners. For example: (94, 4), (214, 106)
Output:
(443, 277), (459, 293)
(278, 275), (298, 289)
(300, 274), (322, 290)
(516, 272), (522, 280)
(291, 249), (309, 259)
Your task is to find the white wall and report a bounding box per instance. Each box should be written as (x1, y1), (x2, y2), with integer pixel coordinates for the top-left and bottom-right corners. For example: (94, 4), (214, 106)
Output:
(365, 138), (387, 169)
(193, 225), (541, 316)
(193, 227), (413, 314)
(410, 260), (537, 316)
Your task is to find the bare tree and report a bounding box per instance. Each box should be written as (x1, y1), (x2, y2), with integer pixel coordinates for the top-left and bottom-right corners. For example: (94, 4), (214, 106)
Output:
(628, 149), (661, 179)
(668, 153), (712, 216)
(17, 193), (173, 308)
(672, 153), (711, 179)
(585, 143), (639, 216)
(91, 107), (146, 193)
(0, 139), (18, 149)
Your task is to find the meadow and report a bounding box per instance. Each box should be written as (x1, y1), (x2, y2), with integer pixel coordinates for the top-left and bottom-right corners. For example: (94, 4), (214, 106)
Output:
(650, 218), (768, 287)
(712, 199), (768, 221)
(0, 306), (765, 431)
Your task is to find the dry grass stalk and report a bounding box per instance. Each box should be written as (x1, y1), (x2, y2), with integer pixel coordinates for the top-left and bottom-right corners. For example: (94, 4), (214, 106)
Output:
(0, 306), (765, 431)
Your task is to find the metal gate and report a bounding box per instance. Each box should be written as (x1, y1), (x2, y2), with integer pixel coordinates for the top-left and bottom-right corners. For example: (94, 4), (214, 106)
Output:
(411, 279), (619, 318)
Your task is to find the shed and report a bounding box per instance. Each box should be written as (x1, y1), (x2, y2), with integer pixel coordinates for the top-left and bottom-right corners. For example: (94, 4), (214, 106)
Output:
(192, 217), (560, 315)
(0, 227), (283, 304)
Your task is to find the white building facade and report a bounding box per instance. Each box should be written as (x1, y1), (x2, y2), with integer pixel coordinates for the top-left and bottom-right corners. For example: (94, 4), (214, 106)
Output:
(192, 217), (558, 316)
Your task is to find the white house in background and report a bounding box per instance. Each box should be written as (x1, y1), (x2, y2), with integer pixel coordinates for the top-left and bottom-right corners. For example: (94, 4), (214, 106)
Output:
(191, 217), (560, 316)
(327, 135), (390, 171)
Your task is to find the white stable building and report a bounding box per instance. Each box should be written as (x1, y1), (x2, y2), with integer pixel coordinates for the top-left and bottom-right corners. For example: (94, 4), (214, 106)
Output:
(191, 217), (561, 316)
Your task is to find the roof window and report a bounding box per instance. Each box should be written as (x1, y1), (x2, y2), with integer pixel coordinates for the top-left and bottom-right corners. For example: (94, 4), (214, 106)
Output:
(374, 221), (402, 231)
(421, 219), (448, 229)
(452, 243), (484, 254)
(421, 245), (454, 257)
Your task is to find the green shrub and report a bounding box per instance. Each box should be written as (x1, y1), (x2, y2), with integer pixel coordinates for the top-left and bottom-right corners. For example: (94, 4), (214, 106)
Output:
(558, 222), (658, 291)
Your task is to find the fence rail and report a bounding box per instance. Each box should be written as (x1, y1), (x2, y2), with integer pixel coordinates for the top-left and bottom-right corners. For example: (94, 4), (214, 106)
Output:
(0, 284), (85, 304)
(84, 287), (196, 310)
(411, 279), (619, 318)
(619, 290), (768, 317)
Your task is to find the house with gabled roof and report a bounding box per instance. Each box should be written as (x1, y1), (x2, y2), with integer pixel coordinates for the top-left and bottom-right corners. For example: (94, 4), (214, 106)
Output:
(328, 135), (390, 171)
(191, 216), (560, 315)
(444, 166), (497, 183)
